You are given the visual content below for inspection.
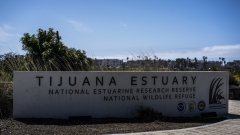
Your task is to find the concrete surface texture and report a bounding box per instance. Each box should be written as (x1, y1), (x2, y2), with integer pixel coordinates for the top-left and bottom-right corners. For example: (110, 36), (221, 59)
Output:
(14, 71), (228, 119)
(113, 100), (240, 135)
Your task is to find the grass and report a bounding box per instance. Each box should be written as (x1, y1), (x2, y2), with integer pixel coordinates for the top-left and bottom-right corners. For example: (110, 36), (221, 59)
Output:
(0, 53), (72, 118)
(0, 51), (239, 118)
(135, 104), (161, 122)
(0, 52), (164, 118)
(0, 82), (13, 118)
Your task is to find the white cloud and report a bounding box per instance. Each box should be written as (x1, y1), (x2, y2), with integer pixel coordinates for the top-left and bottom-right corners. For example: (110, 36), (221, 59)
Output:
(68, 20), (92, 33)
(90, 44), (240, 62)
(92, 54), (125, 60)
(202, 45), (240, 54)
(3, 24), (14, 30)
(15, 34), (22, 38)
(154, 44), (240, 61)
(0, 26), (14, 42)
(121, 23), (127, 27)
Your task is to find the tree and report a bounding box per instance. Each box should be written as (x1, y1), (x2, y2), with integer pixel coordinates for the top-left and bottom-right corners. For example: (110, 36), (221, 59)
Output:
(194, 57), (198, 69)
(21, 28), (65, 61)
(20, 28), (91, 71)
(203, 56), (208, 70)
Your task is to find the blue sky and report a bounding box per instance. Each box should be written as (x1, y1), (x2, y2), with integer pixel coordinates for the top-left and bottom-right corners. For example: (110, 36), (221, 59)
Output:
(0, 0), (240, 62)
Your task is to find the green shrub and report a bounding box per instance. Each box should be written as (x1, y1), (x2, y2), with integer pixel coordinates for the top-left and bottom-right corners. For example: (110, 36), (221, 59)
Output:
(0, 83), (13, 118)
(136, 104), (160, 121)
(229, 73), (240, 86)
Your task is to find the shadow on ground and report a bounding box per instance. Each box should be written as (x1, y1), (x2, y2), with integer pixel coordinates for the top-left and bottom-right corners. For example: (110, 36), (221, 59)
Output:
(226, 113), (240, 119)
(14, 117), (227, 126)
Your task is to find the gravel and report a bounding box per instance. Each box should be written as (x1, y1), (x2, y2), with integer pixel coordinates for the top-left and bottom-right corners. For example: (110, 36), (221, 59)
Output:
(0, 117), (226, 135)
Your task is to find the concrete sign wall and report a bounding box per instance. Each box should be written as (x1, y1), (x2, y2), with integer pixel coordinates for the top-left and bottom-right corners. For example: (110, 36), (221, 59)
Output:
(13, 71), (228, 119)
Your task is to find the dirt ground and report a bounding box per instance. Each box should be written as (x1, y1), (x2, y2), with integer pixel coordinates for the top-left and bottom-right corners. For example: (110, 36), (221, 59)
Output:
(0, 117), (226, 135)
